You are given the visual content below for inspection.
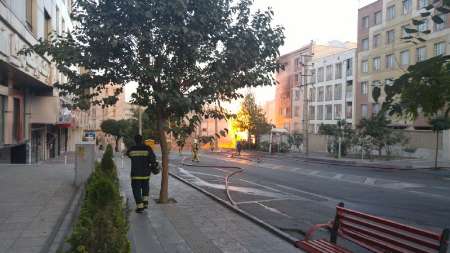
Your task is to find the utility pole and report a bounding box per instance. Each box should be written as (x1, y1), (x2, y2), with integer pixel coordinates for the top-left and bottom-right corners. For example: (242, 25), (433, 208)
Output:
(299, 41), (314, 156)
(138, 106), (142, 135)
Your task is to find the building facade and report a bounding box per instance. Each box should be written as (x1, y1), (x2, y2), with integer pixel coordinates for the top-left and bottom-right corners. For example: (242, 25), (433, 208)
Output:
(0, 0), (77, 163)
(274, 41), (357, 134)
(308, 48), (357, 133)
(356, 0), (450, 128)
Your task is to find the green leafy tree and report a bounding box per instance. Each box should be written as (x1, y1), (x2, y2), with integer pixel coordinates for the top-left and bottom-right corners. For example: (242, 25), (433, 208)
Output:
(356, 114), (406, 158)
(288, 132), (303, 151)
(22, 0), (284, 203)
(100, 119), (129, 152)
(318, 120), (354, 158)
(233, 93), (272, 147)
(123, 107), (159, 149)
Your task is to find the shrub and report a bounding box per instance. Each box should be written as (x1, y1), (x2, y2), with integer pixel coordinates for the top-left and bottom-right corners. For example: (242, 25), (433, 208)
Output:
(67, 146), (129, 253)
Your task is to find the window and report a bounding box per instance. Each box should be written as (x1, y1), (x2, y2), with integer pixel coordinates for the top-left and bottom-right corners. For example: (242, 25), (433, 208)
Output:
(309, 106), (315, 120)
(334, 104), (342, 120)
(317, 87), (324, 102)
(387, 5), (396, 20)
(334, 84), (342, 100)
(362, 38), (369, 51)
(325, 85), (333, 101)
(326, 65), (333, 81)
(434, 41), (446, 56)
(309, 87), (316, 102)
(310, 69), (316, 84)
(400, 50), (410, 65)
(345, 58), (353, 76)
(346, 102), (353, 119)
(294, 106), (300, 117)
(346, 82), (353, 100)
(373, 57), (381, 71)
(373, 34), (381, 48)
(362, 16), (369, 29)
(335, 63), (342, 79)
(374, 11), (382, 25)
(416, 46), (427, 62)
(373, 103), (381, 116)
(26, 0), (35, 31)
(417, 19), (428, 32)
(317, 105), (324, 120)
(361, 104), (369, 118)
(435, 14), (448, 31)
(361, 81), (368, 96)
(401, 25), (409, 38)
(386, 54), (395, 69)
(325, 105), (333, 120)
(294, 89), (300, 101)
(56, 7), (60, 35)
(13, 98), (21, 142)
(403, 0), (412, 15)
(62, 18), (66, 34)
(44, 10), (51, 41)
(295, 74), (299, 82)
(0, 96), (5, 144)
(317, 67), (324, 82)
(418, 0), (428, 9)
(362, 60), (369, 73)
(386, 30), (395, 44)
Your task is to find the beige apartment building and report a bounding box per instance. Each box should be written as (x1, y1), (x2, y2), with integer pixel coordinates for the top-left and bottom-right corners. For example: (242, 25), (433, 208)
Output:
(275, 41), (357, 134)
(0, 0), (82, 163)
(356, 0), (450, 128)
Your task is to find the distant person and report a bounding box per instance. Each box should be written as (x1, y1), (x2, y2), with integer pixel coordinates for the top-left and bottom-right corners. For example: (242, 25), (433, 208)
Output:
(126, 135), (157, 213)
(236, 141), (242, 156)
(192, 138), (200, 162)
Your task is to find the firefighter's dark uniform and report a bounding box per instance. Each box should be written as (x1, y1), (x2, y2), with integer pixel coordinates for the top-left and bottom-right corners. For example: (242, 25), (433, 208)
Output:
(126, 144), (156, 210)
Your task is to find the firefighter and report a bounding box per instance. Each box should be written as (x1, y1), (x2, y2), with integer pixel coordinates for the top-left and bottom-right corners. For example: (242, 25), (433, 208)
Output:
(126, 134), (157, 213)
(192, 138), (200, 162)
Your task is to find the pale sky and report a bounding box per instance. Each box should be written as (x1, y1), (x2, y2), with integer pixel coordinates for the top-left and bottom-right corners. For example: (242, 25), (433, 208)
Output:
(125, 0), (377, 110)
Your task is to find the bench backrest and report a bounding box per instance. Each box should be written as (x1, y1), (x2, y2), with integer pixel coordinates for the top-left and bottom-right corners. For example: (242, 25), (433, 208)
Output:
(332, 204), (449, 253)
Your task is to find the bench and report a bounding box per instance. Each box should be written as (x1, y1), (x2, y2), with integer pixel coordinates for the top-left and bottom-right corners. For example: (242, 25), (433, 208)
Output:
(295, 203), (449, 253)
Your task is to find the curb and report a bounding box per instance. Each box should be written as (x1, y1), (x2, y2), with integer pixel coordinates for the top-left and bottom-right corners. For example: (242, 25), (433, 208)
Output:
(168, 172), (299, 246)
(40, 184), (84, 253)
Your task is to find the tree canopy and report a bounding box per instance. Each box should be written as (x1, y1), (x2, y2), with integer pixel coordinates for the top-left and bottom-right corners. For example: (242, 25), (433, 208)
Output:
(233, 93), (272, 144)
(100, 119), (130, 151)
(23, 0), (284, 203)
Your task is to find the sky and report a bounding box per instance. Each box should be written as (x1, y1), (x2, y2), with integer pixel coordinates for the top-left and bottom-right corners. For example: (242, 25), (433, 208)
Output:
(125, 0), (377, 110)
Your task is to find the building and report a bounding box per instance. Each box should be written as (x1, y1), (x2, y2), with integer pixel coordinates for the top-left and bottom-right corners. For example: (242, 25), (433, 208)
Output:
(274, 41), (357, 134)
(308, 47), (357, 133)
(356, 0), (450, 128)
(263, 100), (275, 125)
(0, 0), (78, 163)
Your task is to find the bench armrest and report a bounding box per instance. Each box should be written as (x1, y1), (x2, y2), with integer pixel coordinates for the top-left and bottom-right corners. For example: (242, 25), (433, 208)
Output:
(304, 221), (333, 241)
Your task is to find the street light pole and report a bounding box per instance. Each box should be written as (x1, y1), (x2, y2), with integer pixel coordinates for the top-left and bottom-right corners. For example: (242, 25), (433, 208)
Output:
(299, 42), (314, 156)
(138, 106), (142, 135)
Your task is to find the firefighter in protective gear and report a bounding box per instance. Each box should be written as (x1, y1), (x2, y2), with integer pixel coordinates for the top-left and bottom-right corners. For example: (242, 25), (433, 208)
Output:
(192, 138), (200, 162)
(126, 135), (157, 213)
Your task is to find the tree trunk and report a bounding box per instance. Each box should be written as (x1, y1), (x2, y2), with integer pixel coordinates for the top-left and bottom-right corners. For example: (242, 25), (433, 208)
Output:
(115, 137), (120, 152)
(157, 115), (170, 203)
(435, 131), (439, 170)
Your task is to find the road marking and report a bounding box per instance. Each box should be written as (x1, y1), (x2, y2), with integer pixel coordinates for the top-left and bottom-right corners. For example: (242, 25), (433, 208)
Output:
(236, 198), (293, 204)
(333, 174), (344, 180)
(274, 184), (334, 203)
(239, 179), (284, 193)
(308, 170), (320, 176)
(364, 177), (377, 185)
(187, 171), (224, 178)
(256, 202), (292, 218)
(290, 167), (302, 172)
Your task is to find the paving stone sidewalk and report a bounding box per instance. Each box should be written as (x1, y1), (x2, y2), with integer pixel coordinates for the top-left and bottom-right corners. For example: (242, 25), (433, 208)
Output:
(118, 157), (301, 253)
(0, 158), (76, 253)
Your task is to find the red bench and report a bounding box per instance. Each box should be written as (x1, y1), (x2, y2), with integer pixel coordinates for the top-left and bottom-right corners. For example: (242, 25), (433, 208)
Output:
(295, 203), (449, 253)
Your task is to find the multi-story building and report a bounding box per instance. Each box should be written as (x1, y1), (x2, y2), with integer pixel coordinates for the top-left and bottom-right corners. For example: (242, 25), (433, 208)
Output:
(275, 41), (357, 134)
(0, 0), (78, 163)
(356, 0), (450, 128)
(308, 47), (357, 133)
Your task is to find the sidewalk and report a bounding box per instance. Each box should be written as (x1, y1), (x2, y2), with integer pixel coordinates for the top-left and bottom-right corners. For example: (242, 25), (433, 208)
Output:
(0, 156), (78, 253)
(118, 157), (301, 253)
(236, 150), (450, 170)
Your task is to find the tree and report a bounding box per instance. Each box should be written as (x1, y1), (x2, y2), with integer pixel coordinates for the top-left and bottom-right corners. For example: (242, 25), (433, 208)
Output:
(100, 119), (129, 152)
(356, 114), (406, 158)
(22, 0), (284, 203)
(233, 93), (272, 147)
(385, 55), (450, 167)
(288, 132), (303, 151)
(318, 120), (354, 158)
(123, 107), (159, 149)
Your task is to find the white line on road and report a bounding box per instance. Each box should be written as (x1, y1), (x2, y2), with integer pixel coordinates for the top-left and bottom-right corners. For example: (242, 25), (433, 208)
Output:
(256, 202), (292, 218)
(363, 177), (377, 185)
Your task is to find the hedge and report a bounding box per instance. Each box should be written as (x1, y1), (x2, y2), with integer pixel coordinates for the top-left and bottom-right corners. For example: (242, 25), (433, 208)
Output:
(66, 144), (130, 253)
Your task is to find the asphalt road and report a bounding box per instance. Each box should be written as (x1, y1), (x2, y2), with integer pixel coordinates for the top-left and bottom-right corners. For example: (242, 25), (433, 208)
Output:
(167, 151), (450, 245)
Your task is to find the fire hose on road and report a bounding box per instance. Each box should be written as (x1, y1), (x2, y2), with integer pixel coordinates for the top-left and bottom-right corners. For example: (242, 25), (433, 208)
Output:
(181, 157), (244, 206)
